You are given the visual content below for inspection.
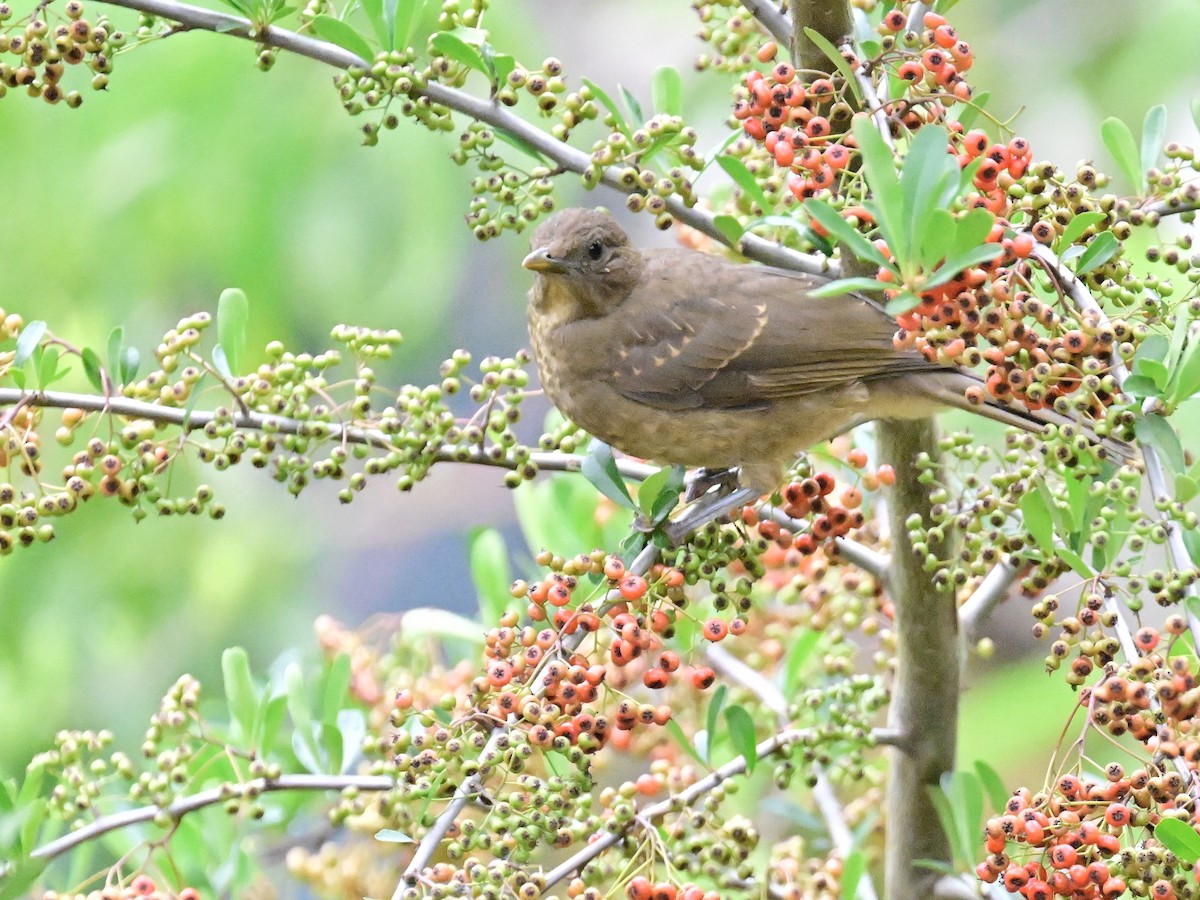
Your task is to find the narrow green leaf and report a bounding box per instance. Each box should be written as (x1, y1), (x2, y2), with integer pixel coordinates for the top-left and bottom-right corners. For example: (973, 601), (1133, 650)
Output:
(319, 720), (343, 776)
(222, 647), (258, 741)
(840, 850), (867, 900)
(36, 346), (60, 390)
(336, 709), (366, 774)
(950, 207), (996, 257)
(392, 0), (422, 50)
(717, 154), (772, 214)
(18, 800), (48, 861)
(704, 683), (728, 764)
(1019, 490), (1054, 552)
(258, 693), (288, 754)
(1175, 474), (1198, 504)
(665, 717), (706, 766)
(619, 84), (644, 125)
(711, 214), (745, 245)
(14, 320), (46, 368)
(1074, 231), (1120, 276)
(217, 287), (249, 377)
(430, 31), (487, 75)
(400, 607), (486, 645)
(581, 439), (636, 509)
(1121, 374), (1162, 402)
(1155, 816), (1200, 864)
(285, 661), (312, 730)
(469, 526), (512, 622)
(884, 290), (923, 314)
(1056, 545), (1092, 579)
(1100, 116), (1141, 190)
(917, 208), (956, 271)
(120, 348), (139, 386)
(803, 198), (890, 268)
(581, 77), (630, 138)
(921, 245), (1004, 291)
(212, 344), (231, 379)
(322, 652), (353, 724)
(359, 0), (388, 52)
(214, 0), (252, 16)
(901, 125), (956, 259)
(1134, 358), (1169, 391)
(783, 629), (821, 695)
(724, 704), (758, 773)
(801, 26), (863, 105)
(17, 760), (45, 806)
(1135, 414), (1185, 474)
(1168, 335), (1200, 406)
(853, 118), (905, 260)
(927, 784), (967, 866)
(1140, 105), (1167, 189)
(973, 760), (1010, 814)
(637, 465), (685, 525)
(81, 347), (104, 391)
(947, 770), (983, 867)
(806, 276), (897, 298)
(107, 326), (124, 384)
(376, 828), (416, 843)
(482, 46), (514, 88)
(1057, 210), (1106, 250)
(952, 90), (989, 132)
(312, 14), (373, 63)
(651, 65), (682, 116)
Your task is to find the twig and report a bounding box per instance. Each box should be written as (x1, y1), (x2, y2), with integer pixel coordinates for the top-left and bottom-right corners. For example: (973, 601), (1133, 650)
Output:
(31, 774), (398, 862)
(99, 0), (834, 278)
(757, 504), (891, 580)
(957, 556), (1021, 641)
(740, 0), (791, 50)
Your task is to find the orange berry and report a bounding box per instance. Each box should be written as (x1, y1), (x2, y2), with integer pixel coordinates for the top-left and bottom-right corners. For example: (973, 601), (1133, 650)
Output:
(690, 666), (716, 690)
(876, 464), (896, 486)
(643, 667), (669, 689)
(619, 574), (648, 600)
(897, 59), (923, 82)
(702, 617), (729, 642)
(603, 555), (626, 581)
(756, 41), (777, 63)
(1104, 803), (1129, 829)
(882, 9), (906, 31)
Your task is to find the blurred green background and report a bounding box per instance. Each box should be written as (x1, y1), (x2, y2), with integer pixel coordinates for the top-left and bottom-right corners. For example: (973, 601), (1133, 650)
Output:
(0, 0), (1197, 851)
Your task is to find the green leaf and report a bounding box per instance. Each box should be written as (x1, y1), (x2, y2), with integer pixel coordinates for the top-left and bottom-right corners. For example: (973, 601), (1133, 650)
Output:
(1055, 545), (1092, 579)
(922, 244), (1003, 291)
(927, 784), (966, 866)
(14, 320), (46, 368)
(392, 0), (424, 50)
(1019, 489), (1054, 553)
(952, 90), (989, 132)
(312, 14), (373, 63)
(1155, 816), (1200, 864)
(1175, 474), (1198, 504)
(1134, 358), (1169, 391)
(581, 77), (630, 138)
(783, 629), (821, 695)
(217, 288), (249, 377)
(36, 346), (60, 390)
(806, 276), (897, 299)
(637, 465), (685, 526)
(106, 326), (124, 383)
(1168, 337), (1200, 406)
(258, 693), (288, 755)
(1057, 210), (1106, 250)
(1121, 374), (1162, 402)
(1135, 414), (1185, 474)
(482, 45), (514, 88)
(840, 850), (867, 900)
(651, 65), (682, 117)
(376, 828), (415, 843)
(285, 661), (312, 731)
(469, 526), (512, 622)
(942, 770), (982, 867)
(1140, 105), (1167, 188)
(1074, 231), (1120, 276)
(581, 439), (636, 509)
(951, 206), (996, 257)
(81, 347), (104, 391)
(665, 717), (706, 766)
(119, 345), (141, 385)
(214, 0), (252, 16)
(973, 760), (1010, 814)
(853, 118), (905, 260)
(801, 26), (863, 105)
(724, 704), (758, 773)
(618, 84), (643, 126)
(222, 647), (258, 742)
(430, 30), (487, 75)
(902, 125), (957, 262)
(704, 683), (728, 764)
(321, 652), (353, 724)
(803, 198), (890, 269)
(359, 0), (388, 51)
(1100, 116), (1141, 190)
(711, 214), (745, 245)
(884, 290), (923, 315)
(717, 154), (772, 214)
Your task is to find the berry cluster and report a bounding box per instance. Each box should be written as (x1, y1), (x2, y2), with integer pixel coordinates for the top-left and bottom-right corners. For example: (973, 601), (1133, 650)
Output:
(43, 876), (201, 900)
(0, 0), (123, 106)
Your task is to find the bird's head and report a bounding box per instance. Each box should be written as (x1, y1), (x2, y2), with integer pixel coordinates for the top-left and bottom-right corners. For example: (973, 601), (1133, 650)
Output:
(523, 208), (645, 322)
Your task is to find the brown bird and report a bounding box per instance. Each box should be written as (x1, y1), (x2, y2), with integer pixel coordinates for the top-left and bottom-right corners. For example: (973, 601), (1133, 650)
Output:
(523, 207), (1122, 496)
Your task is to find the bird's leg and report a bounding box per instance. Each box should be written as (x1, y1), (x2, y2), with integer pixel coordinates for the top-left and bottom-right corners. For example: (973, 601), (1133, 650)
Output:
(664, 469), (761, 545)
(684, 467), (741, 502)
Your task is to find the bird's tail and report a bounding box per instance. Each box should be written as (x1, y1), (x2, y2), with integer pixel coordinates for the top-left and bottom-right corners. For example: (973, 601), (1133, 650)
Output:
(921, 370), (1136, 464)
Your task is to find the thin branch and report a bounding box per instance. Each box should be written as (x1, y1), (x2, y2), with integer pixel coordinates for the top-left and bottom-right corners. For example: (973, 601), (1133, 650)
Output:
(758, 504), (891, 580)
(540, 727), (815, 890)
(957, 556), (1021, 641)
(31, 774), (397, 862)
(740, 0), (791, 50)
(100, 0), (834, 277)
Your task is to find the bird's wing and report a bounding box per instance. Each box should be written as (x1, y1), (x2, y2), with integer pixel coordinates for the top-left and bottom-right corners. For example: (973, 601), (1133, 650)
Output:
(604, 250), (940, 411)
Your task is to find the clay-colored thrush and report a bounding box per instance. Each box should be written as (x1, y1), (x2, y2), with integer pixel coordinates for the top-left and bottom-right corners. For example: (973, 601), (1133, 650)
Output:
(524, 208), (1119, 493)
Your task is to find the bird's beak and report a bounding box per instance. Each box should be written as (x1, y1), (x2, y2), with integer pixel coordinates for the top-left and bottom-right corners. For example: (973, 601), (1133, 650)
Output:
(523, 247), (568, 274)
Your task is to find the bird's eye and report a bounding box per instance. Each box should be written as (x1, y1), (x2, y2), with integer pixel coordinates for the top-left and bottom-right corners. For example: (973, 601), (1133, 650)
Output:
(586, 239), (604, 261)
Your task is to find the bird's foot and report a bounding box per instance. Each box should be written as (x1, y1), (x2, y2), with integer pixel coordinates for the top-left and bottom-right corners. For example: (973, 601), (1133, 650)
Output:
(683, 467), (742, 503)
